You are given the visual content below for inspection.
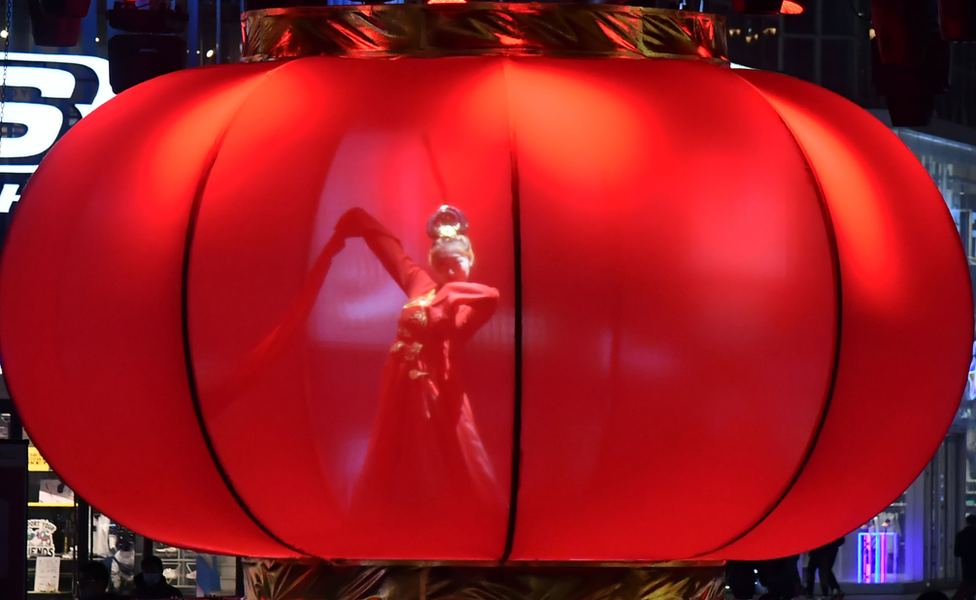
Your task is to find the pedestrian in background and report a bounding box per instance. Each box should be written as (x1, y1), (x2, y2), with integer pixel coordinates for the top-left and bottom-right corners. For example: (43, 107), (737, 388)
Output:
(78, 561), (124, 600)
(954, 515), (976, 600)
(805, 537), (844, 598)
(132, 556), (182, 599)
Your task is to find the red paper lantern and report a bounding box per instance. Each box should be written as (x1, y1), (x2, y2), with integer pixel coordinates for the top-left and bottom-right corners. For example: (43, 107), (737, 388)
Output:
(0, 11), (971, 563)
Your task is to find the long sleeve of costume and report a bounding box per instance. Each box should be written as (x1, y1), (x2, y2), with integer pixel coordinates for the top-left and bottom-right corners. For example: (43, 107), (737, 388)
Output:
(336, 208), (433, 298)
(433, 282), (500, 342)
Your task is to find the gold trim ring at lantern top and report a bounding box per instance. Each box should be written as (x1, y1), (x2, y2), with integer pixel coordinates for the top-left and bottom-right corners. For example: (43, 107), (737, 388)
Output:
(240, 3), (728, 62)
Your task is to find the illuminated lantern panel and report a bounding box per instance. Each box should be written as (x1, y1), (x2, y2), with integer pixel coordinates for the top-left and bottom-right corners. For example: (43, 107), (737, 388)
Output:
(0, 54), (970, 560)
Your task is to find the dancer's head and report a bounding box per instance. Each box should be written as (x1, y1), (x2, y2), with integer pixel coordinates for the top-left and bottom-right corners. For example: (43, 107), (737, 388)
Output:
(428, 205), (473, 285)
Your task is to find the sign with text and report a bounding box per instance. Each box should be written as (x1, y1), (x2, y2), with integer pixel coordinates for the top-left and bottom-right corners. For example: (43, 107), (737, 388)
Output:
(0, 52), (113, 213)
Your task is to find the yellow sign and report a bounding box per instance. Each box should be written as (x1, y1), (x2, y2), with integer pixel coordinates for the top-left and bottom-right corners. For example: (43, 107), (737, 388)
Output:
(28, 446), (50, 472)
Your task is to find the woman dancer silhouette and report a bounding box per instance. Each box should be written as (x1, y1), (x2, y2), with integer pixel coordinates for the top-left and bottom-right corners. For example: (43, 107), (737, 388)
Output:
(210, 205), (504, 553)
(335, 206), (503, 525)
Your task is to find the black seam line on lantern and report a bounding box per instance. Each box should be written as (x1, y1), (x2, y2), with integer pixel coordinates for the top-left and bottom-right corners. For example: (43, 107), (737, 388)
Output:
(179, 62), (309, 558)
(694, 77), (844, 557)
(501, 60), (524, 564)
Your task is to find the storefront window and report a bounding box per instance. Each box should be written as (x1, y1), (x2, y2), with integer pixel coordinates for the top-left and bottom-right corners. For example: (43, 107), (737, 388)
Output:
(835, 437), (967, 586)
(152, 543), (237, 596)
(89, 513), (140, 594)
(24, 435), (78, 598)
(88, 514), (236, 596)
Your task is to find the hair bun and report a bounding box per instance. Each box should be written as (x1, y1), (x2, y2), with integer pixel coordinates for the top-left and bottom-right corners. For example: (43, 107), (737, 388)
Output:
(427, 205), (469, 240)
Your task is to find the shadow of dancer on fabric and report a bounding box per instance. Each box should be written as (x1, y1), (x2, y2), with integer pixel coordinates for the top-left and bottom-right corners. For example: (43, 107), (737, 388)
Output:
(212, 205), (504, 547)
(334, 206), (504, 533)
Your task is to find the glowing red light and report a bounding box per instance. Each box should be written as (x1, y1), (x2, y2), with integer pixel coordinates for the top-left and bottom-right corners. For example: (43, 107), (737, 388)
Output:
(781, 1), (804, 14)
(1, 54), (968, 563)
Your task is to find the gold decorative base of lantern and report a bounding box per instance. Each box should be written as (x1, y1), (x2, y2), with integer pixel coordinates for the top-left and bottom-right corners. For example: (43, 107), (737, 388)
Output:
(242, 559), (726, 600)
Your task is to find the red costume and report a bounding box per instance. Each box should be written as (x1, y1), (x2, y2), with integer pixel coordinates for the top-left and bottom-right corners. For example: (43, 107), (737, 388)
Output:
(338, 210), (504, 543)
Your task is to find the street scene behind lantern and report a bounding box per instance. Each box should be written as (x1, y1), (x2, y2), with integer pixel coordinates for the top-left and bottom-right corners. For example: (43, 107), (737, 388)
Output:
(1, 0), (976, 599)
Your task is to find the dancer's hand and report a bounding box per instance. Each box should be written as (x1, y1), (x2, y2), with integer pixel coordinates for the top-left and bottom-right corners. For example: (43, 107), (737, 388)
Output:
(334, 207), (373, 238)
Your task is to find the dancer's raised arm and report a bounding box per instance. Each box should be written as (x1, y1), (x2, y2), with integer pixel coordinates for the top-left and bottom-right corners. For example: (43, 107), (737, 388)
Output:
(335, 207), (434, 298)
